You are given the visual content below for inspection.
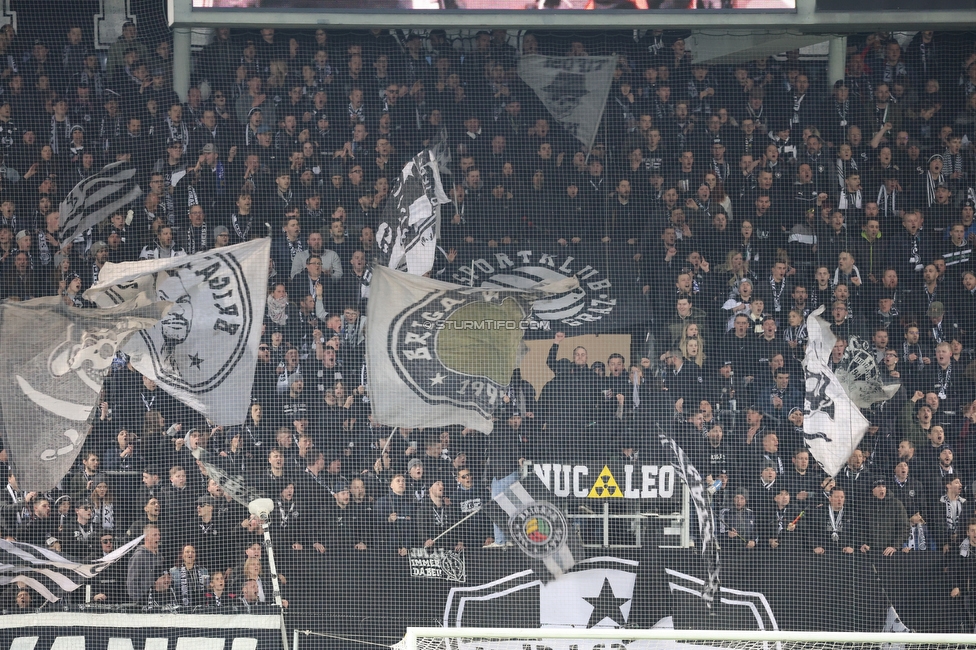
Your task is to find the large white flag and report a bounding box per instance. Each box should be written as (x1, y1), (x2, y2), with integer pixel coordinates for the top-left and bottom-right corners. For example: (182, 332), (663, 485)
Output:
(366, 266), (574, 433)
(518, 54), (617, 152)
(85, 239), (271, 425)
(802, 307), (870, 477)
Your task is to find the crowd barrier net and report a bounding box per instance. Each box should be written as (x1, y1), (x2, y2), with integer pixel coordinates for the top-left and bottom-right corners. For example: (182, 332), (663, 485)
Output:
(0, 5), (974, 649)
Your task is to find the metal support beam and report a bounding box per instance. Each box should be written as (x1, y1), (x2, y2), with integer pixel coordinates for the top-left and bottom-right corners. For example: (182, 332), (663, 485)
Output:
(172, 27), (191, 103)
(828, 36), (847, 85)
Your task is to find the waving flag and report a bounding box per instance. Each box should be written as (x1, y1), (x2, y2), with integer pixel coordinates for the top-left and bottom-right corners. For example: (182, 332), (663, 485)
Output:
(85, 239), (271, 425)
(366, 266), (575, 433)
(59, 161), (143, 244)
(489, 472), (582, 581)
(0, 536), (143, 602)
(802, 307), (871, 477)
(0, 296), (166, 492)
(374, 143), (451, 277)
(518, 54), (617, 152)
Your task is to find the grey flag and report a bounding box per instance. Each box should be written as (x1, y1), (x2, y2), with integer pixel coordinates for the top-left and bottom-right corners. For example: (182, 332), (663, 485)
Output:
(366, 266), (576, 433)
(374, 143), (451, 277)
(0, 296), (165, 492)
(59, 161), (143, 244)
(518, 54), (617, 152)
(85, 239), (271, 425)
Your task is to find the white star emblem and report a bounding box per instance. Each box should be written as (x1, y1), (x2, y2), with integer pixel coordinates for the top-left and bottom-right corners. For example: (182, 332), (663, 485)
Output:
(430, 373), (446, 386)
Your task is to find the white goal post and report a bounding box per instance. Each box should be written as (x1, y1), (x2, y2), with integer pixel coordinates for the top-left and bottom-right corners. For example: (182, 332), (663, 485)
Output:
(401, 628), (976, 650)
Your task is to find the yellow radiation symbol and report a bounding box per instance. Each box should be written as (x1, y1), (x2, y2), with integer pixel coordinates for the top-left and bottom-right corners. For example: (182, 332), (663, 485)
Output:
(588, 465), (623, 498)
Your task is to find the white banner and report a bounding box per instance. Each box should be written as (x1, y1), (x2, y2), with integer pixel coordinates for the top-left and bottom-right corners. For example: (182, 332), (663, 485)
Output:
(86, 239), (271, 425)
(802, 307), (870, 477)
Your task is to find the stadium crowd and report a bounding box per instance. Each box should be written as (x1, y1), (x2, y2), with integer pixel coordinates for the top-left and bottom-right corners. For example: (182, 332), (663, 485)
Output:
(0, 19), (973, 623)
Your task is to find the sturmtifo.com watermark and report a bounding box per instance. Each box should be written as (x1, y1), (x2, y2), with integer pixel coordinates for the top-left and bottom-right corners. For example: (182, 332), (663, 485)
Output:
(421, 319), (551, 331)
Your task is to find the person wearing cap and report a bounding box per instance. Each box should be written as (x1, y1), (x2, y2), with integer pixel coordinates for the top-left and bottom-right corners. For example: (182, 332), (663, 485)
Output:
(863, 477), (910, 556)
(413, 477), (464, 554)
(320, 480), (371, 555)
(836, 449), (873, 511)
(212, 224), (230, 249)
(62, 498), (96, 561)
(762, 487), (803, 553)
(451, 466), (494, 549)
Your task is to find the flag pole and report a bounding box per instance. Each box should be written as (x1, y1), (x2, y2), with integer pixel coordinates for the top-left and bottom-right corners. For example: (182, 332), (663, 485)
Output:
(429, 507), (483, 544)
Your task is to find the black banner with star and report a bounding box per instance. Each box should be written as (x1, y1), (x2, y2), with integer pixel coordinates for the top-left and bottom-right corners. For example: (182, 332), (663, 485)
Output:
(288, 547), (960, 641)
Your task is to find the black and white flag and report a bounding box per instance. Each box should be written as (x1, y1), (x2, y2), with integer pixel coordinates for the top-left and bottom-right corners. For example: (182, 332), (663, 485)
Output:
(374, 144), (451, 277)
(0, 296), (165, 492)
(834, 335), (900, 408)
(193, 446), (266, 505)
(490, 472), (582, 581)
(366, 266), (575, 433)
(0, 536), (143, 602)
(655, 424), (721, 607)
(59, 161), (143, 244)
(85, 239), (271, 425)
(518, 54), (617, 152)
(802, 307), (870, 477)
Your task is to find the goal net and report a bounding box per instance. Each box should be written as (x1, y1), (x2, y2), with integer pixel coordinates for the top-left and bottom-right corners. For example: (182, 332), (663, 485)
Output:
(398, 628), (976, 650)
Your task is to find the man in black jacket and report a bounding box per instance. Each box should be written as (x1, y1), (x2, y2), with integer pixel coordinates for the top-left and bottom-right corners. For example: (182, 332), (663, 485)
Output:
(810, 487), (861, 555)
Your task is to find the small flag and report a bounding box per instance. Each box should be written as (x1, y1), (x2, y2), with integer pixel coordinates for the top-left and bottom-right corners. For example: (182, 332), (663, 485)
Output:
(59, 161), (143, 244)
(518, 54), (617, 152)
(655, 423), (721, 607)
(489, 472), (582, 581)
(374, 145), (451, 277)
